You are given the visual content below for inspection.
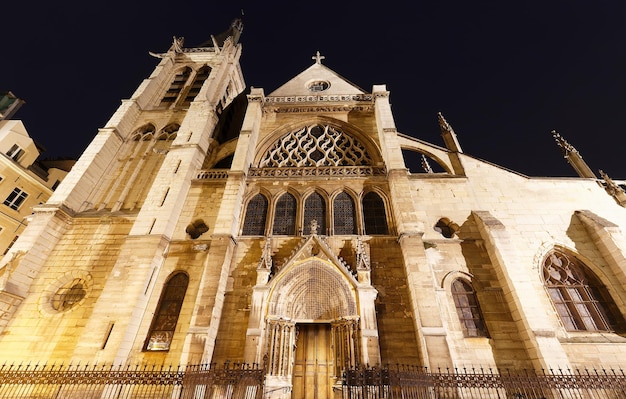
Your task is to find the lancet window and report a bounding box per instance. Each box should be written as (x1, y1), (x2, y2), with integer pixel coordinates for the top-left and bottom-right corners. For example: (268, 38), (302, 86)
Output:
(333, 192), (356, 235)
(272, 193), (297, 235)
(451, 279), (489, 337)
(304, 192), (326, 235)
(543, 250), (623, 332)
(241, 190), (391, 236)
(242, 193), (269, 236)
(144, 272), (189, 351)
(160, 67), (191, 106)
(362, 192), (388, 235)
(183, 66), (211, 105)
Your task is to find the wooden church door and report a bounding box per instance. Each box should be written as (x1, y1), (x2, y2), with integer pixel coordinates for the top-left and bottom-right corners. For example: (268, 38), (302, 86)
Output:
(292, 324), (334, 399)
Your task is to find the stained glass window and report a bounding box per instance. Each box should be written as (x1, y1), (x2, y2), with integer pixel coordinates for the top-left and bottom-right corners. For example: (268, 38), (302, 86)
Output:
(272, 193), (296, 235)
(451, 279), (489, 337)
(543, 251), (623, 332)
(333, 192), (356, 235)
(304, 192), (326, 235)
(363, 192), (388, 235)
(144, 272), (189, 351)
(242, 194), (268, 236)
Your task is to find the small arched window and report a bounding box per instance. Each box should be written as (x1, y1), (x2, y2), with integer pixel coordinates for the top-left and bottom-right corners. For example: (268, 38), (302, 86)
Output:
(144, 272), (189, 351)
(451, 279), (489, 337)
(362, 192), (388, 235)
(304, 192), (326, 235)
(333, 192), (356, 235)
(242, 194), (269, 236)
(543, 251), (624, 332)
(272, 192), (297, 235)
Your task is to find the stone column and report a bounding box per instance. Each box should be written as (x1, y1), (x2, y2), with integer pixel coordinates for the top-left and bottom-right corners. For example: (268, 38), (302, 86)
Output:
(266, 318), (297, 377)
(332, 316), (360, 376)
(264, 317), (296, 398)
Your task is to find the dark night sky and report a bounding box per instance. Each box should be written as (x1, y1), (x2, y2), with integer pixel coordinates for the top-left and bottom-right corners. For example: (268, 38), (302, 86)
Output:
(3, 1), (626, 178)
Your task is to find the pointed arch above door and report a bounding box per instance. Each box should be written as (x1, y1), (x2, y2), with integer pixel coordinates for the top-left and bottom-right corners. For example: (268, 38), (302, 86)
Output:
(268, 258), (357, 322)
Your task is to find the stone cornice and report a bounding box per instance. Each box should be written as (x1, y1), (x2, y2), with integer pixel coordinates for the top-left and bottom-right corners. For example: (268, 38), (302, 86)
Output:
(265, 105), (373, 113)
(182, 47), (218, 53)
(248, 166), (386, 178)
(263, 94), (373, 113)
(266, 94), (372, 103)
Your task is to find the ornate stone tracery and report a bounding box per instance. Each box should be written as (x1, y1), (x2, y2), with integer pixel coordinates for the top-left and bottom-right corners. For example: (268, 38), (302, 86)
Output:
(259, 124), (372, 168)
(268, 260), (356, 321)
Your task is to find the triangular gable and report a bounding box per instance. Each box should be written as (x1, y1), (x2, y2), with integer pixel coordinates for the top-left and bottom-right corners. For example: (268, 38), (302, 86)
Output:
(274, 234), (358, 285)
(267, 234), (360, 321)
(268, 62), (367, 97)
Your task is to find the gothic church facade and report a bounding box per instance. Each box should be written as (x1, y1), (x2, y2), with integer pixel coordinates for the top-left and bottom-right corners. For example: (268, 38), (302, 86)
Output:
(0, 19), (626, 397)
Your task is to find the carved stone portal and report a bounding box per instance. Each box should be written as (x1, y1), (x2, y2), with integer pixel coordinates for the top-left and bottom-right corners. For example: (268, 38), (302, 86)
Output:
(245, 237), (380, 399)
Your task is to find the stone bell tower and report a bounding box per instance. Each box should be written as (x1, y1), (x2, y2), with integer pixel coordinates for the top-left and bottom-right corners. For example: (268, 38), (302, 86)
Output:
(0, 19), (246, 364)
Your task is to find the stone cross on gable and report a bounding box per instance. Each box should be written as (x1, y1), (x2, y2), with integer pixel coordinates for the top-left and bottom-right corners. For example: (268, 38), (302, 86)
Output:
(312, 51), (325, 64)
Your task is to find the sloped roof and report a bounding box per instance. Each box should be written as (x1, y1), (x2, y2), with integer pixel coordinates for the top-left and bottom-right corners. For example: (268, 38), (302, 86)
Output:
(268, 55), (367, 97)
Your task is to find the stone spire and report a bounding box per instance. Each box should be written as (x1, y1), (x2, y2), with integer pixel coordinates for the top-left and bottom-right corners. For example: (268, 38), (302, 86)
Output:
(438, 112), (463, 153)
(421, 154), (433, 173)
(551, 130), (596, 178)
(599, 170), (626, 207)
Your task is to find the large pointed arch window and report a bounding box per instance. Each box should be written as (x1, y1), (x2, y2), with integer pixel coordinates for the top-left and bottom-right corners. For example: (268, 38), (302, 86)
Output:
(272, 192), (296, 235)
(362, 192), (388, 235)
(451, 279), (489, 337)
(144, 272), (189, 351)
(242, 193), (269, 236)
(543, 251), (624, 332)
(303, 192), (326, 235)
(333, 192), (356, 235)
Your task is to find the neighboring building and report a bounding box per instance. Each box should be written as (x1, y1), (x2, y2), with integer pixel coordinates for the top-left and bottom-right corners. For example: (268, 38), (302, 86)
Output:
(0, 118), (72, 256)
(0, 18), (626, 398)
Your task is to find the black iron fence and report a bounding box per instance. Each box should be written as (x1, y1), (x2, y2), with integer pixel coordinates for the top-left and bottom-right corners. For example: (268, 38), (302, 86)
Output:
(0, 362), (263, 399)
(343, 365), (626, 399)
(1, 362), (625, 398)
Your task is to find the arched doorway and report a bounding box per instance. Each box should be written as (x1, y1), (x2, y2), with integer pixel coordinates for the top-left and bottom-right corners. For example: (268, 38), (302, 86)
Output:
(262, 257), (361, 398)
(244, 235), (380, 398)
